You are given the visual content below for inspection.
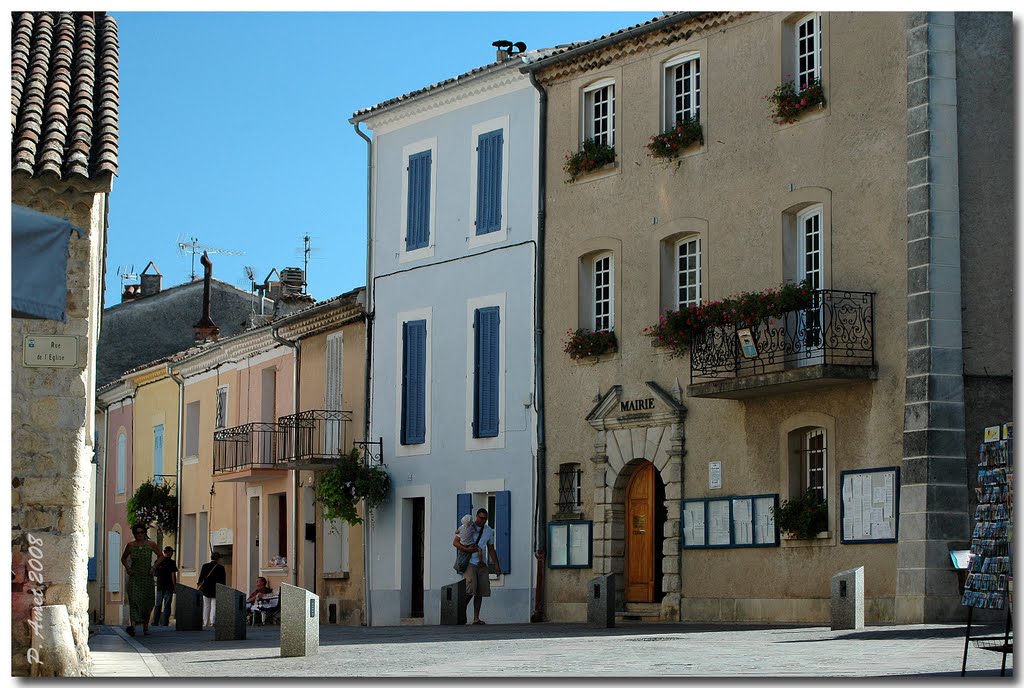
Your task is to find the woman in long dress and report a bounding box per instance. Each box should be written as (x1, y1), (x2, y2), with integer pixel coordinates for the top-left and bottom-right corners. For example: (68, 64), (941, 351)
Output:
(121, 524), (165, 636)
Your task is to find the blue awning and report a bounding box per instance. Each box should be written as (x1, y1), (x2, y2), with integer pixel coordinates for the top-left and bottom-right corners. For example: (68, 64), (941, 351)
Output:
(11, 203), (83, 322)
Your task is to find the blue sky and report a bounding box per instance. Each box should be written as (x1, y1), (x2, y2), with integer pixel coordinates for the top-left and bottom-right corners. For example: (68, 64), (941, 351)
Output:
(106, 11), (656, 305)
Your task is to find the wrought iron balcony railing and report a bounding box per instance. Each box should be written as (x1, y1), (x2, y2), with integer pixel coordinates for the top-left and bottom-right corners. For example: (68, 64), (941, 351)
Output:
(213, 422), (281, 474)
(690, 289), (875, 383)
(277, 410), (353, 465)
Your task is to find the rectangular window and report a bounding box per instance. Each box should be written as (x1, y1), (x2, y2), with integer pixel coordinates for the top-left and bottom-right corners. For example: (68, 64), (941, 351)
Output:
(798, 208), (822, 290)
(323, 519), (350, 574)
(107, 531), (121, 592)
(556, 463), (583, 514)
(473, 306), (500, 438)
(665, 55), (700, 126)
(182, 513), (197, 569)
(401, 319), (427, 445)
(795, 14), (822, 89)
(676, 237), (702, 309)
(266, 492), (288, 561)
(583, 82), (615, 147)
(198, 511), (209, 563)
(116, 432), (127, 494)
(325, 332), (344, 412)
(593, 254), (613, 332)
(475, 129), (503, 235)
(406, 150), (432, 251)
(804, 428), (827, 503)
(185, 401), (200, 458)
(215, 386), (228, 430)
(153, 424), (164, 484)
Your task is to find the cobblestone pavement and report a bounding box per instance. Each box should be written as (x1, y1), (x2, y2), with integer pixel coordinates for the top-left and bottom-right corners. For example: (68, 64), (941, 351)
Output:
(88, 621), (1012, 678)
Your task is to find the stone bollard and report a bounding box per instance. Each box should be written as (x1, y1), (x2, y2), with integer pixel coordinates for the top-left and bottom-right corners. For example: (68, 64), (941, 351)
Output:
(30, 605), (80, 677)
(588, 574), (615, 628)
(174, 583), (204, 631)
(280, 583), (319, 657)
(830, 566), (865, 630)
(214, 584), (246, 641)
(440, 580), (467, 625)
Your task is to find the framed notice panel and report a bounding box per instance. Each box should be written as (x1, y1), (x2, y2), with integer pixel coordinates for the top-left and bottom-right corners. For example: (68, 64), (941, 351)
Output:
(840, 467), (900, 544)
(682, 495), (779, 549)
(547, 521), (593, 568)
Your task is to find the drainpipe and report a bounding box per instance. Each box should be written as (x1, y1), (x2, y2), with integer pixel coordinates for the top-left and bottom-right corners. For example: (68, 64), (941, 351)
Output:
(271, 327), (300, 586)
(527, 67), (548, 623)
(169, 365), (186, 564)
(98, 403), (109, 623)
(354, 121), (374, 627)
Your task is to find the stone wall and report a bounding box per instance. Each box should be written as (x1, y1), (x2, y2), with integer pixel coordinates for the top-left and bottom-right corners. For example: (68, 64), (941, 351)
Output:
(11, 175), (110, 676)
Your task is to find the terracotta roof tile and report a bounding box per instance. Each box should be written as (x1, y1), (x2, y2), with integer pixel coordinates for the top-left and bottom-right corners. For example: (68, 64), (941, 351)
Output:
(11, 11), (119, 180)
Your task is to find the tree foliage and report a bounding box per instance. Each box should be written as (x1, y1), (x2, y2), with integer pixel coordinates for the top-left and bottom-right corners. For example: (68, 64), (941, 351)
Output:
(127, 478), (177, 534)
(314, 448), (391, 527)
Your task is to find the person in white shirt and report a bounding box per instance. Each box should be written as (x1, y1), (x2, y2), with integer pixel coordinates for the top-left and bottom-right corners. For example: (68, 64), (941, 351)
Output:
(452, 507), (501, 624)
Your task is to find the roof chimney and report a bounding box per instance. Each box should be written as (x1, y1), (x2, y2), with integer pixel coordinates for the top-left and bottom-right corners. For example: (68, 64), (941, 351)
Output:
(492, 39), (527, 62)
(192, 251), (220, 342)
(121, 283), (140, 303)
(139, 261), (162, 297)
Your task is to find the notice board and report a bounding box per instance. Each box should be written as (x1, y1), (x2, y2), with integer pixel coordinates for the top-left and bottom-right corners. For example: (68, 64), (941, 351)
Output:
(840, 467), (899, 544)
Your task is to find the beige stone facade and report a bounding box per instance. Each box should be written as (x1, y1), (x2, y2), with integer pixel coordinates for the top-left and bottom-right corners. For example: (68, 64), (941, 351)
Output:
(532, 12), (912, 624)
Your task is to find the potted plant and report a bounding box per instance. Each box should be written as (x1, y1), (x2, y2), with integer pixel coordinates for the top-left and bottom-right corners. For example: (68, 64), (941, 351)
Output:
(644, 279), (814, 358)
(766, 77), (826, 125)
(773, 489), (829, 539)
(646, 116), (704, 162)
(563, 328), (618, 359)
(563, 138), (616, 183)
(314, 448), (391, 526)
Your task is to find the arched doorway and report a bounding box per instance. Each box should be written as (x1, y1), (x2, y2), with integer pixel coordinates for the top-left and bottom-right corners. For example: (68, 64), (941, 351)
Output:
(624, 461), (665, 603)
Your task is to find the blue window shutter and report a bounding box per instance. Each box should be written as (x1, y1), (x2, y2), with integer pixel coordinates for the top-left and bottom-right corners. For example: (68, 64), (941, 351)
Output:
(474, 307), (499, 438)
(457, 493), (473, 529)
(475, 130), (502, 235)
(402, 319), (427, 444)
(495, 490), (511, 573)
(406, 150), (431, 251)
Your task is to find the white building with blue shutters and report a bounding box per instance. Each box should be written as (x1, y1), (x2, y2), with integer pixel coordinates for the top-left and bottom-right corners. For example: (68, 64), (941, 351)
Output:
(351, 49), (540, 625)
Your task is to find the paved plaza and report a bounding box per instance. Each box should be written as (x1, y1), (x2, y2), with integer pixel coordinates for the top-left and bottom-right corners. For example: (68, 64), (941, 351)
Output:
(87, 621), (1013, 678)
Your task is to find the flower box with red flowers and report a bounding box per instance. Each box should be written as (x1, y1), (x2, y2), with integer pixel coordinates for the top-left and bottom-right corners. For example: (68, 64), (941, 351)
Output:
(646, 116), (704, 161)
(773, 489), (829, 540)
(563, 328), (618, 359)
(644, 279), (815, 358)
(766, 77), (826, 125)
(563, 138), (616, 183)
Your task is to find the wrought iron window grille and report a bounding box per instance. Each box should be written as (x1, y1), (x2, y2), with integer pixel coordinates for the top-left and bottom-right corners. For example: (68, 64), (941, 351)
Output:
(555, 463), (583, 516)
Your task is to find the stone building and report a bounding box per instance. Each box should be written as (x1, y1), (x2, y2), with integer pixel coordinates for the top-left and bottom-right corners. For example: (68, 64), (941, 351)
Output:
(11, 11), (119, 675)
(523, 11), (1012, 624)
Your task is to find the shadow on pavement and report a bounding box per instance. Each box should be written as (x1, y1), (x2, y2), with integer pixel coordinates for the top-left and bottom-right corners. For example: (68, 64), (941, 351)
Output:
(777, 625), (995, 643)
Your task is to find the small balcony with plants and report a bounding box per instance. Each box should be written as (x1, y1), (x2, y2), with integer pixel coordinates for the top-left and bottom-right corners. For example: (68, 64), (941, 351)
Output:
(645, 281), (876, 399)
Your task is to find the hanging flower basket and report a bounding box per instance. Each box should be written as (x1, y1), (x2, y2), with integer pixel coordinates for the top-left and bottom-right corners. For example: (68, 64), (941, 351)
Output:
(564, 138), (616, 183)
(643, 279), (814, 358)
(563, 328), (617, 359)
(772, 489), (829, 539)
(646, 117), (704, 161)
(766, 78), (826, 125)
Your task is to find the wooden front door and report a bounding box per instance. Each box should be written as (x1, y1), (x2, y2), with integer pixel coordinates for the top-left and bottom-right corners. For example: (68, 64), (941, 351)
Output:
(625, 462), (655, 603)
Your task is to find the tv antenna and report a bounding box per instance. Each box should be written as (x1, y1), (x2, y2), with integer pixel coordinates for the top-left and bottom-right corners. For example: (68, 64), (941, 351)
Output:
(292, 233), (321, 294)
(116, 264), (139, 291)
(176, 236), (245, 281)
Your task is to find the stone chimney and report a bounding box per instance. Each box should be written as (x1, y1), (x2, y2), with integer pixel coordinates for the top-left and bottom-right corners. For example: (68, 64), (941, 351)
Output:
(121, 284), (140, 303)
(192, 251), (220, 342)
(139, 261), (162, 297)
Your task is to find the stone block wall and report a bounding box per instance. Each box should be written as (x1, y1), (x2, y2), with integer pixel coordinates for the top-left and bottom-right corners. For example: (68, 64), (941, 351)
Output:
(11, 177), (109, 676)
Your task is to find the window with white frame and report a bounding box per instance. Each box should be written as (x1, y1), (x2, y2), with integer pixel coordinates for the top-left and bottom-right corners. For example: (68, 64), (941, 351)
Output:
(185, 401), (200, 458)
(116, 431), (126, 494)
(583, 81), (615, 147)
(323, 519), (350, 574)
(675, 236), (702, 309)
(664, 54), (700, 127)
(400, 139), (437, 259)
(215, 386), (228, 430)
(592, 253), (614, 332)
(797, 206), (822, 291)
(795, 14), (822, 89)
(267, 492), (288, 562)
